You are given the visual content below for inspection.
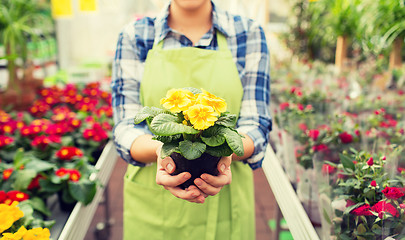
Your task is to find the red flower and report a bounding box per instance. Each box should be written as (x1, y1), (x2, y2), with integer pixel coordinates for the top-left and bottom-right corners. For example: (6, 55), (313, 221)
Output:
(370, 180), (377, 187)
(0, 136), (14, 148)
(27, 175), (45, 190)
(367, 157), (374, 166)
(2, 168), (13, 180)
(312, 144), (329, 152)
(0, 190), (7, 203)
(68, 118), (82, 129)
(69, 169), (81, 182)
(55, 168), (81, 182)
(83, 129), (96, 140)
(6, 190), (29, 202)
(354, 129), (360, 136)
(350, 204), (373, 216)
(308, 129), (320, 141)
(339, 132), (353, 144)
(382, 186), (405, 199)
(371, 201), (399, 218)
(297, 104), (304, 111)
(56, 146), (83, 161)
(322, 164), (336, 175)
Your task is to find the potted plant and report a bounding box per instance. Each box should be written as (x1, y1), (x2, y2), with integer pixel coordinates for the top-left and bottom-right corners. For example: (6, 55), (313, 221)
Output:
(134, 88), (244, 189)
(0, 0), (52, 109)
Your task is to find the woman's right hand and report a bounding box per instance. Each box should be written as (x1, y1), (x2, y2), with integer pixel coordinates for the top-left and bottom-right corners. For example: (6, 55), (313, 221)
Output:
(156, 155), (207, 204)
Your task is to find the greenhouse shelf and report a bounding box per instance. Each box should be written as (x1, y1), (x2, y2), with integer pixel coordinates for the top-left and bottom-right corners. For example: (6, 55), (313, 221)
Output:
(49, 140), (118, 240)
(262, 144), (320, 240)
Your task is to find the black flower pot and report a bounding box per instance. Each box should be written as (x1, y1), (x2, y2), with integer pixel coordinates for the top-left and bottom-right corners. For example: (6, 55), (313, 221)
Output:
(57, 191), (77, 212)
(170, 152), (221, 189)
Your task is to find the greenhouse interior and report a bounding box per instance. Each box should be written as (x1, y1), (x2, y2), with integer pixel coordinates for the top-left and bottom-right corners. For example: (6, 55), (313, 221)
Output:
(1, 0), (405, 239)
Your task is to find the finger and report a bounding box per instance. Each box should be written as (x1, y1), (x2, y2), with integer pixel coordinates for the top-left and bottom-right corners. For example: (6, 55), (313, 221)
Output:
(156, 171), (190, 187)
(161, 157), (176, 174)
(194, 178), (221, 196)
(166, 185), (203, 202)
(218, 156), (232, 174)
(201, 168), (232, 188)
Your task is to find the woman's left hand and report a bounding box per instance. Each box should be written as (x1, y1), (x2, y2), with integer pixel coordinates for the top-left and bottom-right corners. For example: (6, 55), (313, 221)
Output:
(193, 156), (232, 196)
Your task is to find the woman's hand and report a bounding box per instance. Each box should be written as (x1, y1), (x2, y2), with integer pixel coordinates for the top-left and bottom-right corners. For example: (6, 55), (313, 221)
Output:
(194, 156), (232, 196)
(156, 155), (207, 204)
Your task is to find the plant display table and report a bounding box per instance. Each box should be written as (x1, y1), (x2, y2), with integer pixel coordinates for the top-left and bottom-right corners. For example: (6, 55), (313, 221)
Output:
(50, 140), (118, 240)
(262, 144), (320, 240)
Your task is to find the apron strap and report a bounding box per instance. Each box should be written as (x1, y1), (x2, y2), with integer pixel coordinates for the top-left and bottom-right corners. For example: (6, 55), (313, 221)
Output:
(205, 195), (219, 240)
(153, 31), (228, 51)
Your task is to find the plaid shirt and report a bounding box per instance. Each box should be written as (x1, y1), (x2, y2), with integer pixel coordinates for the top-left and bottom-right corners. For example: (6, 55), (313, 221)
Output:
(111, 1), (272, 170)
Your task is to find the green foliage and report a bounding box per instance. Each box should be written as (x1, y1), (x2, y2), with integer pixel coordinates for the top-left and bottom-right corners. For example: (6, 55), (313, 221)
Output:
(134, 87), (245, 160)
(0, 0), (52, 83)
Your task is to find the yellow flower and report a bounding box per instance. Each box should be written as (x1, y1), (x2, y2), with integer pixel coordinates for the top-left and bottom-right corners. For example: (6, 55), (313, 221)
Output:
(196, 89), (227, 115)
(0, 202), (24, 234)
(160, 89), (194, 113)
(1, 226), (27, 240)
(21, 228), (50, 240)
(184, 104), (218, 130)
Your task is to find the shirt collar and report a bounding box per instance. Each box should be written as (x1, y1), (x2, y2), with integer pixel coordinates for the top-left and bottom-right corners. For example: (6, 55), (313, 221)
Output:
(153, 1), (230, 45)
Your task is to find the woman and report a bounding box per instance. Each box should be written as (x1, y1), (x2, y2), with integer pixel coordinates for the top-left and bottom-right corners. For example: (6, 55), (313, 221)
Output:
(111, 0), (272, 239)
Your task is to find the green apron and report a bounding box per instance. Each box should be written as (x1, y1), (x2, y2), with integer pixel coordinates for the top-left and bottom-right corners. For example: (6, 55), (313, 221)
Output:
(123, 33), (255, 240)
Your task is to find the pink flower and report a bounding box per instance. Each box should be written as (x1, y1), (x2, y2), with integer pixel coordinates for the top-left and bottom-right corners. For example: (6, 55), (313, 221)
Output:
(279, 102), (289, 111)
(298, 123), (308, 132)
(370, 180), (377, 187)
(297, 104), (304, 111)
(339, 132), (353, 144)
(367, 157), (374, 166)
(371, 201), (399, 218)
(382, 186), (405, 200)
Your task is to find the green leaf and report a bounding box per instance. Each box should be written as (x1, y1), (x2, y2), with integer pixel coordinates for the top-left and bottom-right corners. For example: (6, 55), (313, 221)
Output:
(149, 114), (199, 136)
(205, 144), (234, 157)
(357, 224), (366, 234)
(25, 159), (54, 172)
(68, 179), (97, 205)
(178, 140), (206, 160)
(13, 148), (25, 168)
(14, 169), (37, 191)
(201, 126), (226, 147)
(153, 134), (182, 143)
(39, 178), (63, 193)
(17, 201), (34, 226)
(182, 87), (202, 94)
(340, 153), (355, 171)
(161, 142), (180, 159)
(215, 114), (237, 128)
(27, 197), (51, 217)
(322, 208), (332, 225)
(222, 128), (244, 156)
(134, 107), (168, 124)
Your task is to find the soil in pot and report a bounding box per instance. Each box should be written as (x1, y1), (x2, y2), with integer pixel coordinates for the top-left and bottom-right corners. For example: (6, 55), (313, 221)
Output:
(170, 152), (221, 189)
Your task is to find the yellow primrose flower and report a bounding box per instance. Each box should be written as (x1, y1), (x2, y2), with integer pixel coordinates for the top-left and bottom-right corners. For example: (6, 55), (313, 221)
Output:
(21, 227), (50, 240)
(184, 104), (218, 130)
(0, 226), (27, 240)
(0, 202), (24, 234)
(160, 89), (194, 113)
(196, 89), (227, 115)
